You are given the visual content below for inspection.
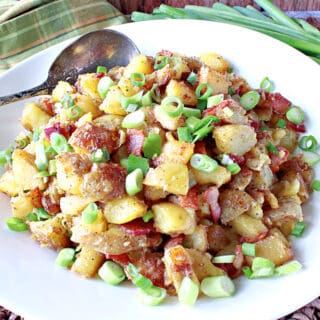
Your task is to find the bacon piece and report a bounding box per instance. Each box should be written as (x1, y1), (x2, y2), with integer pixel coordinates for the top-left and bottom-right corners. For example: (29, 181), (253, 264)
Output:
(41, 195), (61, 215)
(249, 119), (259, 132)
(126, 129), (145, 156)
(105, 253), (130, 266)
(194, 141), (207, 154)
(287, 122), (306, 133)
(69, 122), (120, 153)
(44, 122), (73, 140)
(233, 244), (244, 270)
(158, 49), (174, 57)
(164, 234), (185, 250)
(42, 98), (54, 115)
(120, 219), (156, 236)
(176, 186), (199, 210)
(94, 72), (105, 79)
(229, 154), (246, 166)
(264, 92), (291, 114)
(203, 186), (221, 223)
(29, 188), (43, 209)
(203, 100), (231, 117)
(269, 146), (289, 173)
(215, 263), (242, 279)
(240, 230), (268, 244)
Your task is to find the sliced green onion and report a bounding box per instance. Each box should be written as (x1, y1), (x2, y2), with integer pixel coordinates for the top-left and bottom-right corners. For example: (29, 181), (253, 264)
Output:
(291, 221), (306, 237)
(35, 141), (48, 172)
(260, 76), (274, 92)
(132, 274), (153, 290)
(137, 286), (167, 306)
(36, 171), (50, 178)
(242, 266), (253, 279)
(194, 115), (220, 132)
(267, 141), (279, 154)
(240, 91), (260, 110)
(286, 106), (304, 124)
(190, 154), (218, 173)
(127, 263), (139, 278)
(0, 145), (14, 166)
(186, 116), (201, 132)
(130, 72), (146, 87)
(48, 159), (57, 175)
(121, 91), (143, 111)
(45, 145), (58, 159)
(142, 210), (154, 223)
(195, 83), (213, 100)
(182, 107), (201, 118)
(200, 275), (235, 298)
(192, 126), (213, 143)
(50, 133), (70, 154)
(197, 99), (207, 112)
(34, 208), (51, 220)
(91, 147), (110, 163)
(161, 96), (184, 118)
(61, 93), (75, 108)
(82, 203), (99, 224)
(66, 106), (83, 119)
(96, 66), (107, 74)
(5, 217), (28, 232)
(55, 248), (75, 268)
(122, 109), (145, 129)
(302, 151), (320, 167)
(154, 56), (168, 70)
(187, 71), (197, 85)
(207, 94), (224, 107)
(178, 277), (199, 306)
(275, 260), (302, 276)
(25, 212), (39, 222)
(120, 158), (128, 169)
(228, 88), (235, 95)
(141, 90), (153, 107)
(242, 243), (256, 257)
(276, 119), (287, 128)
(127, 155), (149, 175)
(143, 132), (162, 159)
(126, 168), (143, 196)
(298, 135), (318, 152)
(212, 255), (235, 264)
(177, 127), (193, 143)
(98, 76), (114, 99)
(311, 180), (320, 191)
(226, 163), (241, 175)
(16, 138), (28, 149)
(251, 257), (275, 278)
(98, 261), (125, 285)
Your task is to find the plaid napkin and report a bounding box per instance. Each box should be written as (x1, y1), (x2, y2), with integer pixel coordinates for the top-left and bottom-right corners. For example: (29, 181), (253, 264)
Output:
(0, 0), (127, 74)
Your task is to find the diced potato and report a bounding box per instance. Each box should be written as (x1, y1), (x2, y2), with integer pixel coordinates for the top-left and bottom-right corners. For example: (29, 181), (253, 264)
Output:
(12, 149), (46, 191)
(279, 128), (298, 153)
(198, 66), (231, 94)
(100, 85), (127, 116)
(246, 202), (263, 219)
(199, 53), (230, 72)
(165, 80), (197, 106)
(213, 124), (257, 156)
(29, 215), (70, 250)
(246, 229), (293, 266)
(154, 104), (184, 131)
(10, 193), (34, 219)
(118, 77), (141, 97)
(60, 195), (97, 216)
(207, 224), (231, 252)
(82, 210), (107, 233)
(152, 202), (196, 235)
(187, 248), (225, 281)
(52, 81), (75, 103)
(171, 59), (190, 80)
(104, 196), (147, 224)
(94, 114), (124, 131)
(231, 214), (268, 240)
(56, 152), (91, 195)
(250, 165), (275, 189)
(191, 165), (231, 187)
(71, 246), (105, 278)
(144, 162), (189, 195)
(74, 94), (102, 118)
(21, 102), (51, 131)
(163, 245), (199, 292)
(157, 133), (194, 165)
(184, 225), (208, 251)
(76, 112), (93, 126)
(0, 170), (19, 196)
(124, 54), (154, 76)
(76, 73), (101, 100)
(144, 185), (168, 201)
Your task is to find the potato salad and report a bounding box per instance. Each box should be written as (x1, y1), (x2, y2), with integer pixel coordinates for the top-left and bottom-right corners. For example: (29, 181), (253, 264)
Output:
(0, 50), (317, 306)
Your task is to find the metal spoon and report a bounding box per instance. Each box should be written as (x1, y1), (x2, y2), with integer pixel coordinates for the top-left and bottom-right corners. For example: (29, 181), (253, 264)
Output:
(0, 29), (140, 106)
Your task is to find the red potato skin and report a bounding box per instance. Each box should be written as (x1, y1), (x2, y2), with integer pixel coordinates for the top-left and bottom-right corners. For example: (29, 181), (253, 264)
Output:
(126, 129), (145, 156)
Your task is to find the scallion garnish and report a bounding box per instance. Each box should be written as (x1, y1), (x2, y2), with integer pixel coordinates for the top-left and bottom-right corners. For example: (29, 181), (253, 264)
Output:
(190, 153), (218, 173)
(154, 56), (168, 70)
(98, 76), (114, 99)
(61, 93), (75, 108)
(55, 248), (76, 268)
(48, 159), (57, 175)
(242, 243), (256, 257)
(0, 145), (14, 167)
(195, 83), (213, 100)
(286, 106), (304, 124)
(143, 132), (162, 159)
(311, 180), (320, 191)
(177, 127), (193, 143)
(66, 106), (83, 119)
(96, 66), (107, 74)
(302, 151), (320, 167)
(200, 275), (235, 298)
(137, 286), (167, 306)
(212, 255), (235, 264)
(91, 147), (110, 163)
(239, 91), (260, 110)
(178, 277), (199, 306)
(250, 257), (275, 278)
(291, 221), (306, 237)
(34, 208), (51, 220)
(126, 168), (143, 196)
(298, 135), (318, 152)
(260, 76), (274, 92)
(120, 91), (143, 111)
(186, 71), (197, 85)
(274, 260), (302, 276)
(267, 141), (279, 154)
(50, 133), (70, 154)
(98, 261), (126, 285)
(194, 115), (220, 131)
(192, 126), (213, 143)
(207, 93), (224, 108)
(276, 119), (287, 128)
(226, 163), (241, 175)
(127, 155), (149, 175)
(142, 210), (154, 223)
(122, 109), (145, 129)
(161, 96), (184, 117)
(82, 203), (99, 224)
(186, 116), (201, 132)
(130, 72), (146, 87)
(35, 141), (48, 172)
(182, 107), (201, 118)
(132, 274), (153, 290)
(5, 217), (28, 232)
(25, 212), (38, 222)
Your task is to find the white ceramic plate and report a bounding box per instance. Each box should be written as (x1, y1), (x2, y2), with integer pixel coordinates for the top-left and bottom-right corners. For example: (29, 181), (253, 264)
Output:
(0, 20), (319, 320)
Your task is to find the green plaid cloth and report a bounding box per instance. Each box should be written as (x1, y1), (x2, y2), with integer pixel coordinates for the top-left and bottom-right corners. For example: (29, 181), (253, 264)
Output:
(0, 0), (127, 74)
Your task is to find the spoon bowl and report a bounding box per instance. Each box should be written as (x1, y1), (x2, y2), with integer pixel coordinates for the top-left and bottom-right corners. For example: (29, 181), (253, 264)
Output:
(0, 29), (140, 106)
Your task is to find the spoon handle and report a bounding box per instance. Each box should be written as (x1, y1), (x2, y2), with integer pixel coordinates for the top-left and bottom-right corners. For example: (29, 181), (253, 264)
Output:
(0, 82), (49, 107)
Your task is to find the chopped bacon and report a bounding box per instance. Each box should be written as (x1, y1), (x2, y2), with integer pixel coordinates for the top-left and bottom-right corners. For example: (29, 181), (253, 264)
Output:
(264, 92), (291, 114)
(126, 129), (145, 156)
(287, 122), (306, 133)
(41, 195), (61, 215)
(164, 234), (185, 249)
(120, 219), (156, 236)
(233, 244), (244, 269)
(94, 72), (105, 79)
(215, 263), (242, 279)
(158, 49), (174, 57)
(269, 146), (289, 173)
(240, 231), (268, 243)
(203, 186), (221, 223)
(105, 253), (130, 266)
(229, 154), (246, 166)
(29, 188), (43, 209)
(203, 100), (231, 117)
(42, 98), (54, 115)
(194, 141), (207, 154)
(176, 186), (200, 210)
(249, 119), (259, 132)
(44, 122), (75, 140)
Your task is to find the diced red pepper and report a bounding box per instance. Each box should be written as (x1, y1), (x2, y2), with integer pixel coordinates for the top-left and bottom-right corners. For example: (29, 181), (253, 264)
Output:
(126, 129), (145, 156)
(203, 186), (221, 223)
(120, 219), (155, 236)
